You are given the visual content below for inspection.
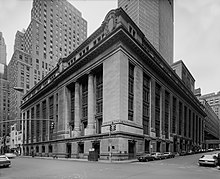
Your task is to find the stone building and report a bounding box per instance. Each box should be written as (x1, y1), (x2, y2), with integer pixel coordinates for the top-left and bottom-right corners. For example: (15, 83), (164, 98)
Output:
(20, 8), (206, 160)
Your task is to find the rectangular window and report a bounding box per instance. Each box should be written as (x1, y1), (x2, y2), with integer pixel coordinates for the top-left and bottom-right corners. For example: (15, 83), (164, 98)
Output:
(155, 83), (161, 137)
(31, 107), (35, 143)
(36, 104), (40, 142)
(96, 69), (103, 134)
(179, 102), (182, 135)
(42, 100), (47, 141)
(82, 78), (88, 120)
(165, 91), (170, 139)
(26, 110), (30, 143)
(172, 97), (176, 133)
(49, 96), (54, 120)
(143, 74), (150, 135)
(184, 106), (187, 137)
(188, 109), (191, 138)
(96, 70), (103, 115)
(70, 88), (75, 129)
(128, 63), (134, 121)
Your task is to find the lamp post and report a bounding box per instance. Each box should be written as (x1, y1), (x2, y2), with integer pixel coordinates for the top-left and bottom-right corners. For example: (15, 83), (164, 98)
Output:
(109, 122), (116, 162)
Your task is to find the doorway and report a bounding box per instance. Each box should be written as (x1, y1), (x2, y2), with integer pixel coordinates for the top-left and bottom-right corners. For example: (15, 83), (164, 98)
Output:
(92, 141), (100, 158)
(145, 140), (150, 153)
(66, 143), (71, 158)
(128, 140), (136, 159)
(156, 141), (161, 152)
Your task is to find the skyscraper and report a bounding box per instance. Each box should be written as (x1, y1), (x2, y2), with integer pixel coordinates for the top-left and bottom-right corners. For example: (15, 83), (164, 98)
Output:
(7, 0), (87, 125)
(0, 32), (9, 139)
(118, 0), (174, 65)
(0, 32), (7, 65)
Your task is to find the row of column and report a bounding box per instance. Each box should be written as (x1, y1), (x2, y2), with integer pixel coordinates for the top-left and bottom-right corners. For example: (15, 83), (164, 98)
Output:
(73, 73), (95, 136)
(149, 78), (203, 144)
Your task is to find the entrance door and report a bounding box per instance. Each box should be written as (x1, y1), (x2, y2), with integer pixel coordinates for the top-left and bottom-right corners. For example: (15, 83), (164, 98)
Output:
(128, 140), (136, 159)
(145, 140), (150, 153)
(66, 143), (71, 158)
(156, 141), (161, 152)
(93, 142), (100, 158)
(166, 143), (170, 152)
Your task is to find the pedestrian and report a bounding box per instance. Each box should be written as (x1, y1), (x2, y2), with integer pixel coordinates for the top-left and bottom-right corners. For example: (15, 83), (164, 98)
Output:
(31, 149), (34, 158)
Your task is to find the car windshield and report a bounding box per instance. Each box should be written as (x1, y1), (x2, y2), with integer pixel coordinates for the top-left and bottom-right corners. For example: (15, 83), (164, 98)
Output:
(141, 153), (150, 156)
(201, 155), (214, 159)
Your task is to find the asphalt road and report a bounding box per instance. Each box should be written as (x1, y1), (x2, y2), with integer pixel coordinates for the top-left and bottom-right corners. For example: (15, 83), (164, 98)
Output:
(0, 152), (219, 179)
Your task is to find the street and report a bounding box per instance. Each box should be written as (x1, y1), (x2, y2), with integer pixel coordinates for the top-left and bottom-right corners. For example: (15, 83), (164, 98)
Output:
(0, 152), (219, 179)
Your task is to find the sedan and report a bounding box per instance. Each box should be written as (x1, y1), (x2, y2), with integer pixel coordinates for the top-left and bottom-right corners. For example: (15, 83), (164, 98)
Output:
(137, 153), (155, 162)
(5, 153), (17, 159)
(151, 152), (163, 160)
(0, 155), (11, 167)
(163, 152), (175, 159)
(198, 154), (218, 166)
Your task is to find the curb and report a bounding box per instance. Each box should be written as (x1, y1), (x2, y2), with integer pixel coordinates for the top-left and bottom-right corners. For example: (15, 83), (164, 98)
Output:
(19, 156), (138, 164)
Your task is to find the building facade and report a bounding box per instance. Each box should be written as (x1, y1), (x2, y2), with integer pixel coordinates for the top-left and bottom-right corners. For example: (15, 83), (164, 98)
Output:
(21, 8), (205, 160)
(0, 32), (7, 65)
(7, 0), (87, 127)
(0, 64), (10, 138)
(9, 124), (23, 154)
(199, 99), (220, 149)
(118, 0), (174, 65)
(198, 92), (220, 119)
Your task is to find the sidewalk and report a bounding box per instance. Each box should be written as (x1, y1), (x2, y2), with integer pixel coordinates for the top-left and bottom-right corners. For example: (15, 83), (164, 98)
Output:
(20, 156), (138, 164)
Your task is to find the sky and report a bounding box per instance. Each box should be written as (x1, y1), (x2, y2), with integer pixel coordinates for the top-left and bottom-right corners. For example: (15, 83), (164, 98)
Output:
(0, 0), (220, 95)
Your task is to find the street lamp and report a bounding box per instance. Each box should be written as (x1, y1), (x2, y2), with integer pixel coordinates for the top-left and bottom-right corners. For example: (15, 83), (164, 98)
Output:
(13, 87), (24, 93)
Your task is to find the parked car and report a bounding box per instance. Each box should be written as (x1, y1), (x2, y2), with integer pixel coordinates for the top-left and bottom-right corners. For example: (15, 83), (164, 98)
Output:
(137, 153), (155, 162)
(198, 154), (218, 166)
(0, 155), (11, 167)
(163, 152), (175, 159)
(179, 151), (187, 156)
(5, 153), (17, 159)
(151, 152), (163, 160)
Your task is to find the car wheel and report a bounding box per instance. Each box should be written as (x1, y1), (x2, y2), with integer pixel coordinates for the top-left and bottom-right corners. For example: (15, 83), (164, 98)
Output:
(199, 163), (203, 166)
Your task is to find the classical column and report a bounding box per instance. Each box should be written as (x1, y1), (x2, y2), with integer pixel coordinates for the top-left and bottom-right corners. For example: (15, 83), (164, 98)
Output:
(74, 81), (81, 137)
(86, 73), (95, 135)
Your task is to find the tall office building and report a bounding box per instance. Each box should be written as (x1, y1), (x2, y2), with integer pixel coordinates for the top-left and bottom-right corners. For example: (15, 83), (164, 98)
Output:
(118, 0), (174, 65)
(0, 32), (7, 65)
(0, 64), (10, 138)
(197, 90), (220, 119)
(7, 0), (87, 125)
(0, 32), (9, 139)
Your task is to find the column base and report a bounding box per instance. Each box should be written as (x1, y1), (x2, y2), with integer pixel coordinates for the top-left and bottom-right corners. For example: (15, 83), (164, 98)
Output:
(85, 125), (95, 136)
(73, 130), (81, 137)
